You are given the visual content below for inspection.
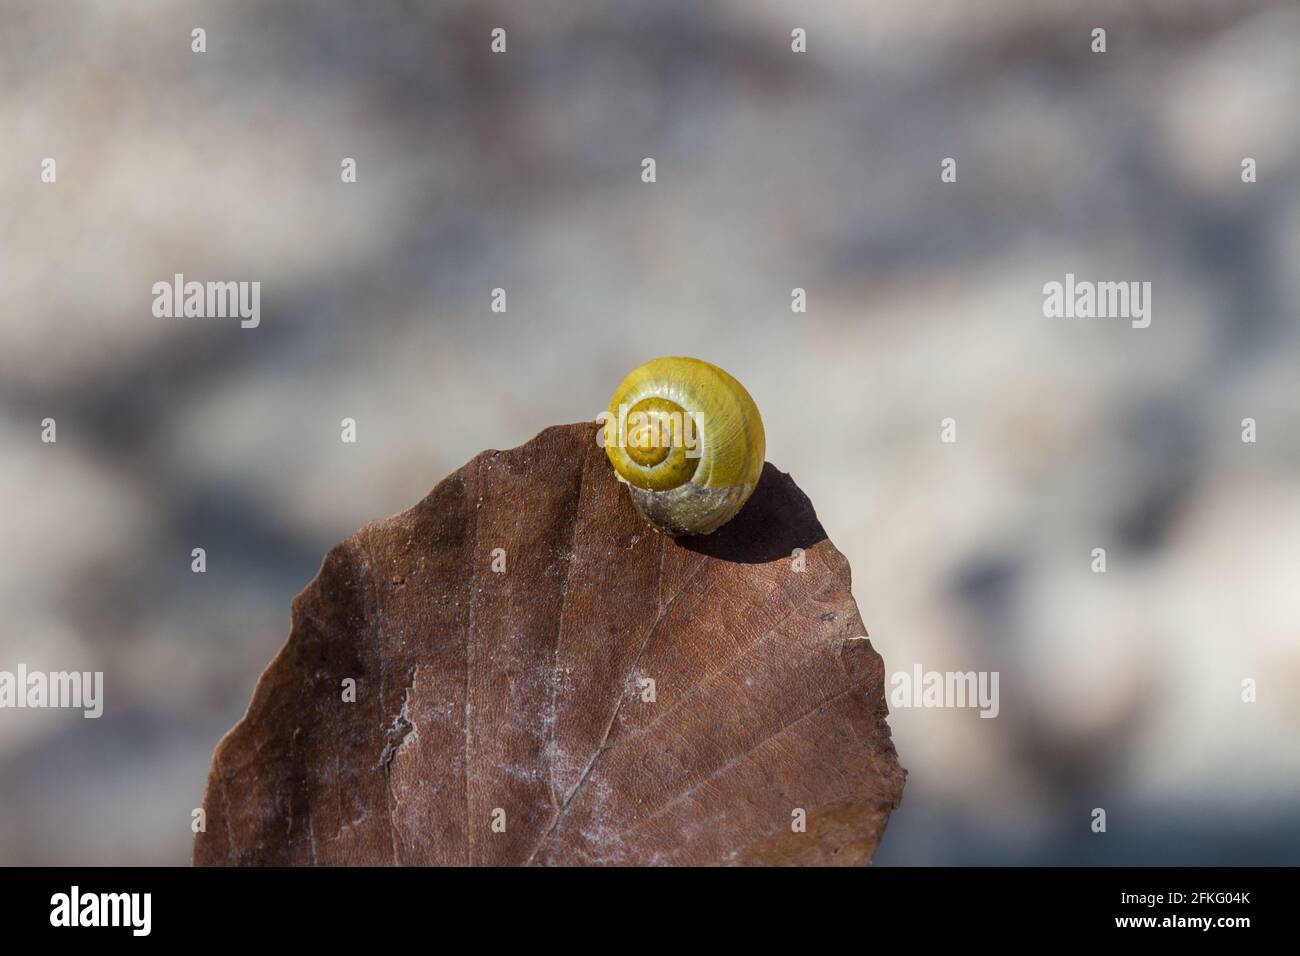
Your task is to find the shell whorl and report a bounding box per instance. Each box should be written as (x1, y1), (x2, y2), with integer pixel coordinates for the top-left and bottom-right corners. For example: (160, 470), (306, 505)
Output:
(603, 357), (765, 536)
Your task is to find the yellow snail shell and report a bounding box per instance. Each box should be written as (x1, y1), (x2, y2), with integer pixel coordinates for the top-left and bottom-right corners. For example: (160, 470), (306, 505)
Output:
(602, 356), (765, 536)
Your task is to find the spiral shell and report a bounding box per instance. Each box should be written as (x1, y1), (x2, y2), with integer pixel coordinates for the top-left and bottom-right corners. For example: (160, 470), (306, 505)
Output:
(602, 357), (765, 536)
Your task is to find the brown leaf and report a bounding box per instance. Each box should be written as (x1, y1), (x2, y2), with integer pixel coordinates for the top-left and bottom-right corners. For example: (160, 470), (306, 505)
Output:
(193, 423), (905, 866)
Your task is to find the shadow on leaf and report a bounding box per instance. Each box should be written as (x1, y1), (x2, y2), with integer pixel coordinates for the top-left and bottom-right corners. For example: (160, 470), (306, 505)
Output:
(678, 462), (828, 564)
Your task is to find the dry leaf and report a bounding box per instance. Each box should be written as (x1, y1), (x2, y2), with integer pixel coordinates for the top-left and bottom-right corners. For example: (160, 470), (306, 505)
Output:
(193, 422), (904, 865)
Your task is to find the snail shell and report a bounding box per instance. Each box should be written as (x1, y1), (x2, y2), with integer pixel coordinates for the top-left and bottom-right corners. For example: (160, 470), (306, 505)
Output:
(602, 356), (765, 536)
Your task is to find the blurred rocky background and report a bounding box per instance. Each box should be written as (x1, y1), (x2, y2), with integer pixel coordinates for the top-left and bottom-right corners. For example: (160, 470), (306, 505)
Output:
(1, 0), (1297, 864)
